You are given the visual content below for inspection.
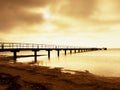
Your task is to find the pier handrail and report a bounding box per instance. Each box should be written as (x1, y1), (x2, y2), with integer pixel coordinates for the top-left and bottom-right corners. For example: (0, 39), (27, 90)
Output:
(0, 42), (82, 49)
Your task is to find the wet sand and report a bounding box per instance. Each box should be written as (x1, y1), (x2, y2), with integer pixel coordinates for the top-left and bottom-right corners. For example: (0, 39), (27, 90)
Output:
(0, 57), (120, 90)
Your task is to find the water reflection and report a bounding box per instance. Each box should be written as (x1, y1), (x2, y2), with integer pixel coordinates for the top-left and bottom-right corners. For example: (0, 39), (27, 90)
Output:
(16, 50), (120, 77)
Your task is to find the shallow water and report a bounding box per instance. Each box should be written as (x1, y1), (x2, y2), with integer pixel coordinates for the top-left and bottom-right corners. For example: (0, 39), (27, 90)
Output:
(0, 49), (120, 77)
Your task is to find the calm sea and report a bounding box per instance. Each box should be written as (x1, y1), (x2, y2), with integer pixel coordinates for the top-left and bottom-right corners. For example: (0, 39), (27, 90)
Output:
(0, 49), (120, 77)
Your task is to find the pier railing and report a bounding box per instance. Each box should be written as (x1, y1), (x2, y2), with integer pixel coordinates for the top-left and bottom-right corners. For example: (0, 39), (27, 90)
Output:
(0, 42), (82, 49)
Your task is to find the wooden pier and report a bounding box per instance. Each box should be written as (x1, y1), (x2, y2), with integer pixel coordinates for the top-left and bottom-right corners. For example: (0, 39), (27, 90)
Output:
(0, 42), (107, 63)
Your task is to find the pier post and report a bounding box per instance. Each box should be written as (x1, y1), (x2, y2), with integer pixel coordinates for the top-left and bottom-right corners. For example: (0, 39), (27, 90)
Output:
(78, 50), (80, 53)
(13, 51), (17, 61)
(57, 50), (60, 57)
(34, 50), (37, 63)
(74, 50), (76, 53)
(11, 50), (19, 62)
(70, 50), (72, 54)
(48, 50), (51, 59)
(65, 50), (67, 55)
(32, 50), (39, 63)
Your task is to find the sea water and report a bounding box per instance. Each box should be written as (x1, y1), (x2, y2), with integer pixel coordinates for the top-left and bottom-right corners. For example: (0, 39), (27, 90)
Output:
(0, 49), (120, 77)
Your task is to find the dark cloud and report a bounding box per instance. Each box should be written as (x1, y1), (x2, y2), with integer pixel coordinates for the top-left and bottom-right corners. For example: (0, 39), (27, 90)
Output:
(0, 9), (43, 33)
(0, 0), (52, 9)
(59, 0), (96, 18)
(0, 0), (57, 33)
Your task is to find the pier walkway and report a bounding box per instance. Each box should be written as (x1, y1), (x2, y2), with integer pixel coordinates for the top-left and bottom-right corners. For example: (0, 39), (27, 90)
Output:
(0, 42), (107, 62)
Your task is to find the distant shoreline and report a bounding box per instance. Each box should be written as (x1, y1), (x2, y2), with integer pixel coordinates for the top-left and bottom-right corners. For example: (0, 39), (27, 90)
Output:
(108, 48), (120, 50)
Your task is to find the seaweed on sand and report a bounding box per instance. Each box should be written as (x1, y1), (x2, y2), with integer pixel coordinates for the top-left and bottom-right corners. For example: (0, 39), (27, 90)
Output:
(0, 73), (21, 90)
(24, 81), (49, 90)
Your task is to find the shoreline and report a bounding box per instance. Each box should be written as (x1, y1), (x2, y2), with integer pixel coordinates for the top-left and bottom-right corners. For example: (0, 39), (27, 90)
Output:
(0, 60), (120, 90)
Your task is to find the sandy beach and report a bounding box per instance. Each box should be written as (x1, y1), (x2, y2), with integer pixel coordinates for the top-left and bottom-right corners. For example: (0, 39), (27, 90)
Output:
(0, 56), (120, 90)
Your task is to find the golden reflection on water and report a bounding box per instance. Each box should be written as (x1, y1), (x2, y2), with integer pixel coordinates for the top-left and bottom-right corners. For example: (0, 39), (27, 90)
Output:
(17, 50), (120, 77)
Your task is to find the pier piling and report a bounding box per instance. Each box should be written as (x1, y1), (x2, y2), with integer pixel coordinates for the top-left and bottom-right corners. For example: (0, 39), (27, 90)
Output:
(57, 50), (60, 57)
(11, 50), (20, 62)
(74, 50), (76, 53)
(13, 51), (17, 61)
(65, 50), (67, 55)
(32, 50), (39, 63)
(48, 50), (51, 59)
(70, 50), (72, 54)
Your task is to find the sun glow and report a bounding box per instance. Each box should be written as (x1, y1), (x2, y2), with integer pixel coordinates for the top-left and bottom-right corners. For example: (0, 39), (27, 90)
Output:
(42, 9), (52, 20)
(28, 7), (56, 21)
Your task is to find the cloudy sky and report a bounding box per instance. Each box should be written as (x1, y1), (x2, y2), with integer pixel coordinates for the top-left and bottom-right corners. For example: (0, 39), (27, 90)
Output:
(0, 0), (120, 48)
